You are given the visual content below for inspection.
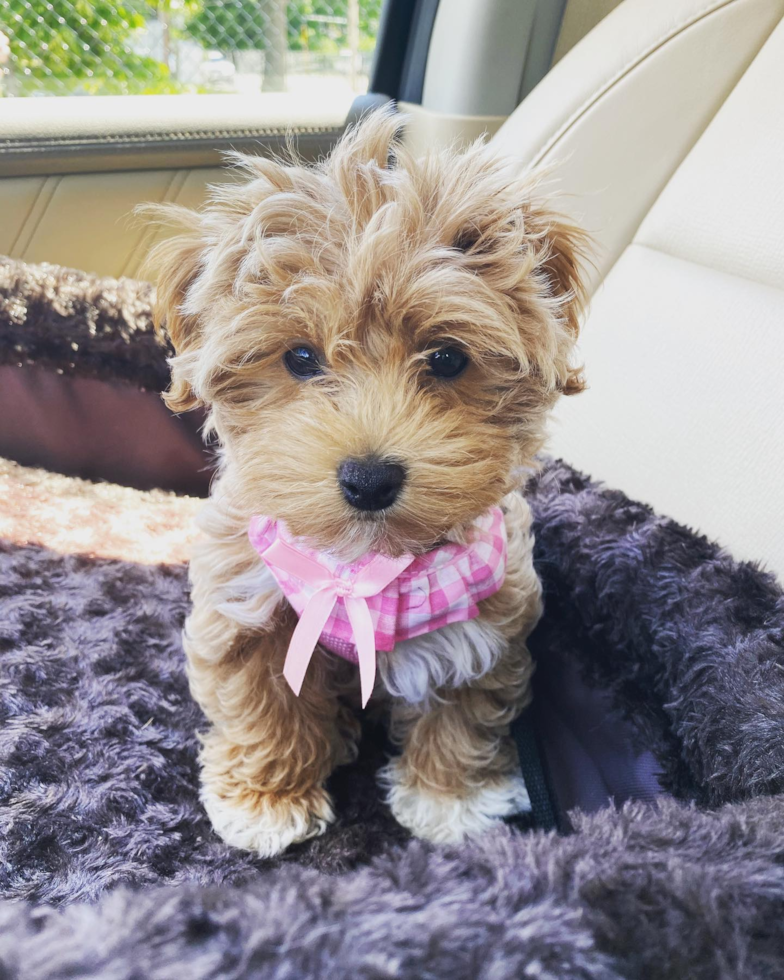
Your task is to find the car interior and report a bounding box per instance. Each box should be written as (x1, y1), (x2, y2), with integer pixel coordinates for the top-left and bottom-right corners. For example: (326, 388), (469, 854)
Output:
(1, 0), (783, 974)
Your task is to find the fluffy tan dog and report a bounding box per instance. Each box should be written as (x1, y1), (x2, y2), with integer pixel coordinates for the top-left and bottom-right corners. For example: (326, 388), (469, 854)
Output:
(152, 110), (587, 855)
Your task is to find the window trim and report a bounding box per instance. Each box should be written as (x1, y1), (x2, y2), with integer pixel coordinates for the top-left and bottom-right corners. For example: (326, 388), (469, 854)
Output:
(369, 0), (440, 102)
(0, 92), (349, 177)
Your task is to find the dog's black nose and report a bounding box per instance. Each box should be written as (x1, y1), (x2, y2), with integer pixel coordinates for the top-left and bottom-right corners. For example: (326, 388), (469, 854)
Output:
(338, 458), (406, 511)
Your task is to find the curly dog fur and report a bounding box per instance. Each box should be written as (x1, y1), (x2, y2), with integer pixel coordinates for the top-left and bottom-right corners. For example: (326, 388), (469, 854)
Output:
(150, 110), (589, 853)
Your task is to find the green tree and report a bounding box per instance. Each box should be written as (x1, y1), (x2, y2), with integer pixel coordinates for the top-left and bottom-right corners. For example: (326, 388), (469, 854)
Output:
(186, 0), (268, 54)
(289, 0), (381, 52)
(1, 0), (175, 94)
(185, 0), (380, 91)
(186, 0), (288, 89)
(186, 0), (381, 60)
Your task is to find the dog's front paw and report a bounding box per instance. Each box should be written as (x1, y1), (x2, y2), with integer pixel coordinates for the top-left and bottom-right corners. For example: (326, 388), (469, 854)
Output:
(201, 783), (334, 858)
(379, 760), (530, 844)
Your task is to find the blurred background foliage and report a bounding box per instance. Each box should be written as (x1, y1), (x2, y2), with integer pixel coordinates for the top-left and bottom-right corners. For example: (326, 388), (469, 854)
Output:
(0, 0), (381, 95)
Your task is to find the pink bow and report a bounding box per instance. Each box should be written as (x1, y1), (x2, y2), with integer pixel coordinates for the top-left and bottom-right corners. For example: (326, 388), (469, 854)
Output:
(262, 536), (415, 707)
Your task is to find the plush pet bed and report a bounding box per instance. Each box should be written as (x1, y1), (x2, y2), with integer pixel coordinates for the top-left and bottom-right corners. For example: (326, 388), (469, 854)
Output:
(0, 256), (167, 390)
(1, 258), (783, 979)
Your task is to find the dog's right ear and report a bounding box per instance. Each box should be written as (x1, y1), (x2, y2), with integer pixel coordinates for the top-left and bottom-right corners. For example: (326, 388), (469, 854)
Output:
(144, 206), (205, 413)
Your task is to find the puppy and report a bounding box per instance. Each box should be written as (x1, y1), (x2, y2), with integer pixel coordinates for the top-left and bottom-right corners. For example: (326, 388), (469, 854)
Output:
(152, 110), (587, 855)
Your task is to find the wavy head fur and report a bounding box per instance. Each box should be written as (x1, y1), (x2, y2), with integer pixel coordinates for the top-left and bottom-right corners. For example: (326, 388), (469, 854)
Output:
(150, 108), (589, 558)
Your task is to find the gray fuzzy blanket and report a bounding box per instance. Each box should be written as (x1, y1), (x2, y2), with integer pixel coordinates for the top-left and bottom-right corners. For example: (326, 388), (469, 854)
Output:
(1, 460), (783, 979)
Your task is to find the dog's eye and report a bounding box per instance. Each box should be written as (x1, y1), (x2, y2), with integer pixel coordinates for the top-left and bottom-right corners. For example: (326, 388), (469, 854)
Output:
(284, 345), (323, 379)
(427, 346), (469, 380)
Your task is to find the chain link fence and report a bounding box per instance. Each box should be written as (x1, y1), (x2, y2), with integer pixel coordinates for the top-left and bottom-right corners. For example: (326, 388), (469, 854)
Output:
(0, 0), (381, 97)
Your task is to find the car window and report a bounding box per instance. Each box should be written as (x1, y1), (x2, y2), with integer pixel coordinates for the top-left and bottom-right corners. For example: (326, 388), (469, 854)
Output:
(0, 0), (381, 99)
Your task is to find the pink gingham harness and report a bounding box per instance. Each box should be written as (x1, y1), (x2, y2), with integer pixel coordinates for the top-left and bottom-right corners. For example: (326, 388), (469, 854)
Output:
(249, 507), (507, 706)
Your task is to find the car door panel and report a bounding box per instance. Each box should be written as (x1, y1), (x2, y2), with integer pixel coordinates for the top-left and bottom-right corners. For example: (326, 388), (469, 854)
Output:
(0, 166), (234, 279)
(0, 93), (349, 279)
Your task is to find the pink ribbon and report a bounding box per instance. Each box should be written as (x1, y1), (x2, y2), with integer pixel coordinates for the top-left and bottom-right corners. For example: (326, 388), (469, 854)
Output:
(262, 536), (415, 707)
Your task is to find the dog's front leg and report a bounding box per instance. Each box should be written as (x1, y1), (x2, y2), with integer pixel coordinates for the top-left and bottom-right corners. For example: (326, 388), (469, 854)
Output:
(183, 497), (360, 858)
(380, 644), (534, 843)
(380, 491), (541, 843)
(187, 600), (357, 857)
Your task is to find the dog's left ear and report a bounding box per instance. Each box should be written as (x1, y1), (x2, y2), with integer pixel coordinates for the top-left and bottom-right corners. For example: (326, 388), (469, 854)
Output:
(528, 208), (589, 395)
(441, 157), (590, 395)
(530, 210), (587, 337)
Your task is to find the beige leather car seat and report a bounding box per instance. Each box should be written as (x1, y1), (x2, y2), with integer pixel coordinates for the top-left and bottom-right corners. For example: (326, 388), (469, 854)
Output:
(493, 0), (784, 578)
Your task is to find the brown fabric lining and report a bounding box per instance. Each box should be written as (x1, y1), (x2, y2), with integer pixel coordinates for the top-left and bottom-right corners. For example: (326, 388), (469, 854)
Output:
(0, 254), (213, 494)
(0, 365), (212, 495)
